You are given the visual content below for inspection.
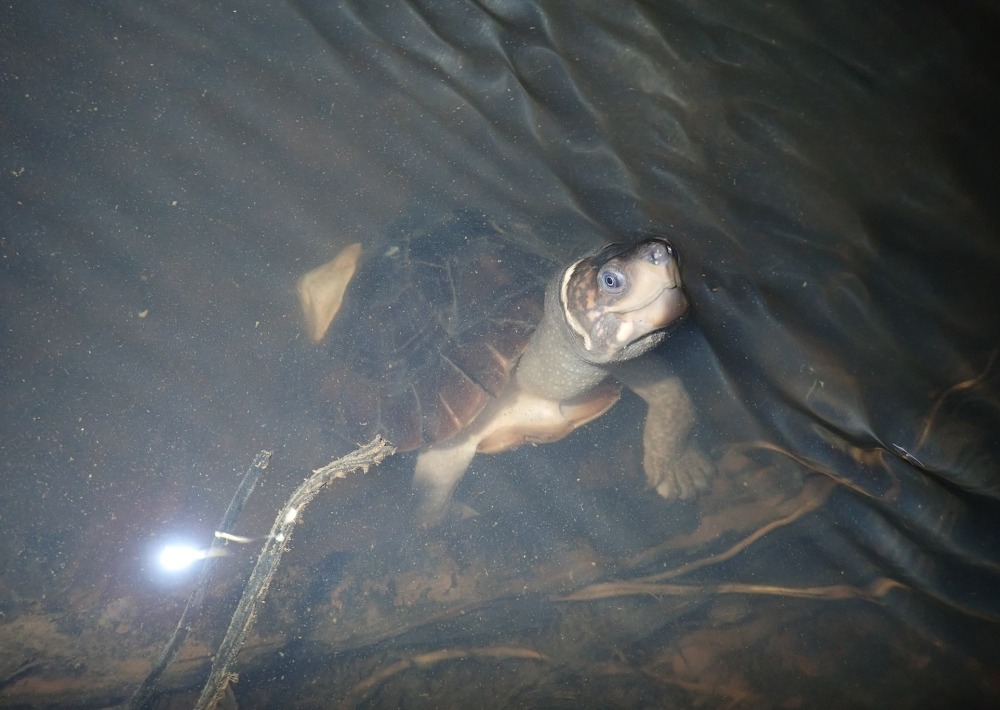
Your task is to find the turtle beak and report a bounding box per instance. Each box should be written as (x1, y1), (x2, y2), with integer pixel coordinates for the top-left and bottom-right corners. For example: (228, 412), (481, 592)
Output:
(642, 239), (681, 288)
(613, 239), (688, 335)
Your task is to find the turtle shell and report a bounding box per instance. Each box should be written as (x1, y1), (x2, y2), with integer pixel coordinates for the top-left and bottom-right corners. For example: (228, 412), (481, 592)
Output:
(317, 212), (563, 451)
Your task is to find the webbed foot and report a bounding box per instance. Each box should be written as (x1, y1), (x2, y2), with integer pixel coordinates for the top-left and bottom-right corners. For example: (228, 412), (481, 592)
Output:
(635, 376), (715, 500)
(644, 437), (714, 500)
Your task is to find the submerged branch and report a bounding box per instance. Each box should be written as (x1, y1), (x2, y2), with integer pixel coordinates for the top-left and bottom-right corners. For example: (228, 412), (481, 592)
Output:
(194, 437), (395, 710)
(351, 646), (552, 703)
(556, 577), (909, 603)
(130, 450), (272, 710)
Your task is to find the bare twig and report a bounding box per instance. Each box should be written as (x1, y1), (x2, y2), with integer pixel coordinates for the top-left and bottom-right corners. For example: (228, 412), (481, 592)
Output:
(194, 437), (395, 710)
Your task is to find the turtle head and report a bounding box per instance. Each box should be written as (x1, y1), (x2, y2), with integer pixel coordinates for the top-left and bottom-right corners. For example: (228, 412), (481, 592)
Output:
(559, 237), (688, 363)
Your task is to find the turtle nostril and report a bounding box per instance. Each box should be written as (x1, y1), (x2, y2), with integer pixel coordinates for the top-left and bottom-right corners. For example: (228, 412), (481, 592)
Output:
(644, 241), (671, 265)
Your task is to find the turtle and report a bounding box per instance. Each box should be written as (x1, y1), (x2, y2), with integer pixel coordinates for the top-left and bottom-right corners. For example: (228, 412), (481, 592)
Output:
(297, 212), (713, 526)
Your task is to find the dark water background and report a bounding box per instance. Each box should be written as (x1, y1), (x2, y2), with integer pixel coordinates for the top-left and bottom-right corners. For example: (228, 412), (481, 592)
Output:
(2, 1), (999, 707)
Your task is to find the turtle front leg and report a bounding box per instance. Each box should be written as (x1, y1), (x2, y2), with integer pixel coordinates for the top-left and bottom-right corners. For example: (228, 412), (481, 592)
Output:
(637, 375), (714, 499)
(614, 360), (715, 500)
(412, 437), (479, 528)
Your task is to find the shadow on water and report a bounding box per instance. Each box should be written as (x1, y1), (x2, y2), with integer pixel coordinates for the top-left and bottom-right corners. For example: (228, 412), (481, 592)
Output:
(1, 0), (999, 707)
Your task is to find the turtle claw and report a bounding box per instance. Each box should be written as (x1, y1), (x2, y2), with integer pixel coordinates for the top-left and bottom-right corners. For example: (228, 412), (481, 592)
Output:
(636, 377), (715, 501)
(648, 444), (714, 500)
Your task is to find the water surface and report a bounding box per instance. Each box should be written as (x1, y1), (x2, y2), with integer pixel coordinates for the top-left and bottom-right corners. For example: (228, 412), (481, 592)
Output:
(2, 1), (998, 707)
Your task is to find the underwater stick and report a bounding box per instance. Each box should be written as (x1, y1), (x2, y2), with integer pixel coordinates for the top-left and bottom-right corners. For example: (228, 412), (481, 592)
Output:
(350, 646), (552, 703)
(130, 449), (272, 710)
(194, 436), (395, 710)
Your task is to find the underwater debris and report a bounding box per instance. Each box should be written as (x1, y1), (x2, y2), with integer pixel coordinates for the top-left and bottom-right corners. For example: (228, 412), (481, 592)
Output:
(194, 437), (394, 710)
(130, 450), (272, 710)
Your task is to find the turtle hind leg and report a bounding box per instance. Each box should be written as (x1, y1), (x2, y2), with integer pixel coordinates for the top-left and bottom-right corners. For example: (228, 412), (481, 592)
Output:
(296, 242), (363, 342)
(412, 437), (479, 528)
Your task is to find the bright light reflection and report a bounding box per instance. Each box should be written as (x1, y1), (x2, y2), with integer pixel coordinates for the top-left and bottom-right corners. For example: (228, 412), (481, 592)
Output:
(158, 544), (209, 572)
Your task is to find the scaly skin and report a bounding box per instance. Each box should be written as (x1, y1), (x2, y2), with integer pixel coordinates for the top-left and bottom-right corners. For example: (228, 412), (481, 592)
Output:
(299, 235), (714, 528)
(635, 375), (713, 499)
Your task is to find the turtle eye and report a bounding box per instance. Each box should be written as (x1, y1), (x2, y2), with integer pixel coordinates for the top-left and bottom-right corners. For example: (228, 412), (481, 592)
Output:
(598, 266), (626, 294)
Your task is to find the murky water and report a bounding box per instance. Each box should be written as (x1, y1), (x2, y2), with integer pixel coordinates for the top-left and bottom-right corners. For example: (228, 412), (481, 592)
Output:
(2, 1), (999, 707)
